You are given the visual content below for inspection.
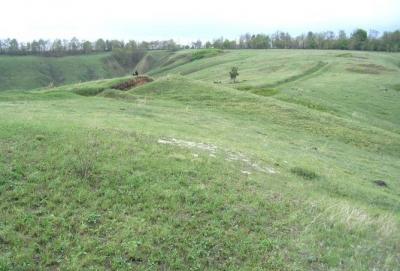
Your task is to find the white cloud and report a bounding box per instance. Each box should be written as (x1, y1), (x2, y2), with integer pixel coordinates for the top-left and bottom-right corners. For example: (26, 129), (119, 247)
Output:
(1, 0), (399, 41)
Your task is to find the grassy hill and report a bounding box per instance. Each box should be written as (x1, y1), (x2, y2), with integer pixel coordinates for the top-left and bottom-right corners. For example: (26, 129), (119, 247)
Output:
(148, 49), (400, 133)
(0, 49), (399, 270)
(0, 53), (138, 91)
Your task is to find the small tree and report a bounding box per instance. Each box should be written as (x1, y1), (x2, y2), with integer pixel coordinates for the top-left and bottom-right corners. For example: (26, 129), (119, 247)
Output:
(229, 67), (239, 83)
(351, 29), (368, 50)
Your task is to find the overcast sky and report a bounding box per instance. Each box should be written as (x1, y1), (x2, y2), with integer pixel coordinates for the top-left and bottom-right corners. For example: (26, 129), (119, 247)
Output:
(1, 0), (399, 43)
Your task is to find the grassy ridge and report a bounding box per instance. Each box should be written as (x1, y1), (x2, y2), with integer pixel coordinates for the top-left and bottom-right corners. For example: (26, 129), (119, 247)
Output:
(0, 53), (127, 91)
(0, 50), (400, 270)
(0, 51), (167, 91)
(148, 49), (400, 133)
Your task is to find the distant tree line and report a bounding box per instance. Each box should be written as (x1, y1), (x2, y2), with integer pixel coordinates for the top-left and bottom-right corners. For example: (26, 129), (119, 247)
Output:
(0, 38), (180, 56)
(202, 29), (400, 52)
(1, 29), (399, 56)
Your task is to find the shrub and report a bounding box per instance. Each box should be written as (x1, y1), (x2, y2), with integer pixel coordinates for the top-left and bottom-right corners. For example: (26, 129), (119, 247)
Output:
(191, 49), (222, 61)
(229, 67), (239, 83)
(69, 145), (98, 180)
(290, 167), (319, 180)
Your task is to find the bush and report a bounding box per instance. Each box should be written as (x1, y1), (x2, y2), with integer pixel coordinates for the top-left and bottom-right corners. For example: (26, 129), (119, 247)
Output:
(191, 49), (222, 61)
(229, 67), (239, 82)
(290, 167), (319, 180)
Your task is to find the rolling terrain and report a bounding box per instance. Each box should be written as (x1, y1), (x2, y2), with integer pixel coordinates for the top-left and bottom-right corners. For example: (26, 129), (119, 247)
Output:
(0, 53), (132, 91)
(0, 49), (399, 270)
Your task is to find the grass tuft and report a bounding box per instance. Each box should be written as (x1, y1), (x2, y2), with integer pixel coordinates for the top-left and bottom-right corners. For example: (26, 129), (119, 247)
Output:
(391, 84), (400, 91)
(35, 135), (46, 141)
(252, 88), (280, 96)
(68, 143), (99, 180)
(290, 167), (319, 180)
(347, 63), (394, 74)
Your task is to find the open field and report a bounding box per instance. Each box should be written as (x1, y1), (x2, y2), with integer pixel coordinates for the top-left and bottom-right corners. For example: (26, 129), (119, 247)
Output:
(0, 49), (399, 270)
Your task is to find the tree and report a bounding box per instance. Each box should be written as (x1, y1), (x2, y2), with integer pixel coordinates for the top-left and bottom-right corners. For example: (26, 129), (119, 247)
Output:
(281, 32), (292, 48)
(95, 39), (106, 51)
(322, 31), (335, 49)
(165, 39), (179, 50)
(139, 41), (149, 50)
(305, 32), (317, 49)
(82, 41), (93, 53)
(336, 30), (348, 49)
(110, 40), (124, 50)
(62, 39), (69, 51)
(192, 40), (202, 49)
(125, 40), (138, 50)
(19, 42), (27, 55)
(239, 33), (252, 49)
(0, 28), (399, 56)
(38, 39), (48, 53)
(9, 39), (19, 54)
(31, 40), (40, 54)
(295, 34), (305, 49)
(69, 37), (80, 52)
(367, 30), (380, 51)
(250, 34), (270, 49)
(381, 30), (400, 52)
(223, 39), (234, 49)
(52, 39), (64, 55)
(352, 29), (368, 42)
(350, 29), (368, 50)
(105, 40), (112, 51)
(229, 67), (239, 83)
(0, 40), (3, 54)
(213, 37), (224, 49)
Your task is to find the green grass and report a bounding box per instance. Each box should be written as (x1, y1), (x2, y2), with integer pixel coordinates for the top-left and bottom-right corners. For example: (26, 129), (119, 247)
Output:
(148, 49), (400, 133)
(250, 88), (280, 96)
(0, 49), (400, 270)
(391, 83), (400, 91)
(0, 53), (126, 91)
(0, 51), (170, 91)
(190, 49), (223, 61)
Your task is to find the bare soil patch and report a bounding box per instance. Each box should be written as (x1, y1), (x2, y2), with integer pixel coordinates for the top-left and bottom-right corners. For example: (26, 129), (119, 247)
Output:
(111, 76), (153, 91)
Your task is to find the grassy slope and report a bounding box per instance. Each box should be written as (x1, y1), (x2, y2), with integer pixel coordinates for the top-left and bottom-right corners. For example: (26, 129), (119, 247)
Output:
(0, 53), (131, 91)
(1, 50), (400, 270)
(150, 49), (400, 133)
(0, 49), (223, 91)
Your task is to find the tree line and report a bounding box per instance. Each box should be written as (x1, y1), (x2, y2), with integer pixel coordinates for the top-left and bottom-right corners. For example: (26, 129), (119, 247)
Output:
(1, 29), (399, 56)
(0, 38), (180, 56)
(203, 29), (400, 52)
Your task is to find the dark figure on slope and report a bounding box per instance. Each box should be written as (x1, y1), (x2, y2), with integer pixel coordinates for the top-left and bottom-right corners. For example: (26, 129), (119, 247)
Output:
(229, 67), (239, 83)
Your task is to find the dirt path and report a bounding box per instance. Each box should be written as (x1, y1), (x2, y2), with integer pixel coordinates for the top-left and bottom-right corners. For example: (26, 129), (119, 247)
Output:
(158, 137), (277, 175)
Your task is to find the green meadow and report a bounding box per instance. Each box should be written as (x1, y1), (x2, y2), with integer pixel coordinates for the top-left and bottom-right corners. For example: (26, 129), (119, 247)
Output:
(0, 49), (399, 270)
